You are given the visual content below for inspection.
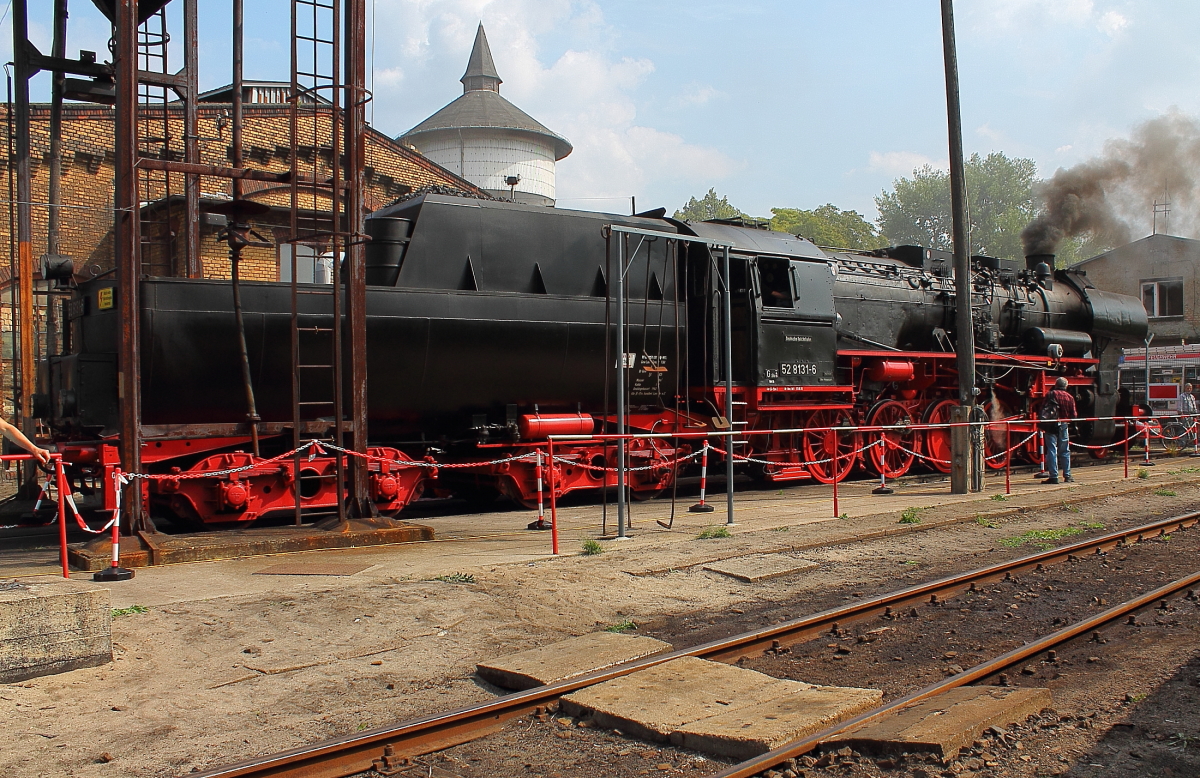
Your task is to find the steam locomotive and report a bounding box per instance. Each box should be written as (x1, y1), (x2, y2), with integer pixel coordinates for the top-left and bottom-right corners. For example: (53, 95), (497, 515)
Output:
(45, 193), (1148, 526)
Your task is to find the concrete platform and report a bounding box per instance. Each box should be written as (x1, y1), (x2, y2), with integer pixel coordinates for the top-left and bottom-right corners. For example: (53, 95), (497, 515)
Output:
(0, 576), (111, 682)
(560, 655), (880, 756)
(66, 521), (434, 571)
(703, 554), (818, 582)
(826, 686), (1052, 758)
(672, 684), (883, 759)
(476, 632), (673, 690)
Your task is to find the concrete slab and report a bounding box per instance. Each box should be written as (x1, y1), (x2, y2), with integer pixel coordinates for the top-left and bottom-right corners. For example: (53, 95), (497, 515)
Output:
(672, 684), (883, 759)
(560, 656), (811, 742)
(826, 686), (1052, 758)
(254, 562), (374, 576)
(67, 523), (434, 571)
(477, 632), (674, 690)
(703, 554), (818, 582)
(0, 576), (111, 682)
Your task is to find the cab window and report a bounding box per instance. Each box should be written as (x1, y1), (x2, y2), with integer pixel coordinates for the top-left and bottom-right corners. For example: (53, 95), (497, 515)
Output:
(757, 257), (793, 308)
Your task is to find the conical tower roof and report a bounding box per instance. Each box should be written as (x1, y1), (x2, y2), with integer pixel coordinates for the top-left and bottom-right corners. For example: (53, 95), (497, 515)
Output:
(400, 22), (572, 160)
(460, 24), (501, 92)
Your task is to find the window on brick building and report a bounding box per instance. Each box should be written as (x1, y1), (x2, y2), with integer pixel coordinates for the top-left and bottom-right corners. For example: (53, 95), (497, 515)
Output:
(279, 244), (334, 284)
(1142, 279), (1184, 318)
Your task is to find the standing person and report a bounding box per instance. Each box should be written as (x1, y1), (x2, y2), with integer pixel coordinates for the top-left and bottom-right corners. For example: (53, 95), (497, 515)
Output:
(1042, 377), (1077, 485)
(1179, 383), (1199, 448)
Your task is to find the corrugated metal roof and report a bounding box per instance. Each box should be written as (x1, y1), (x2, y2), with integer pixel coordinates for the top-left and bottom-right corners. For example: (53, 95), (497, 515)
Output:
(401, 90), (573, 160)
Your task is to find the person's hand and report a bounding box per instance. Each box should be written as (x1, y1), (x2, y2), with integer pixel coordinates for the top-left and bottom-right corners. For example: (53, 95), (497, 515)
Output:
(30, 447), (52, 465)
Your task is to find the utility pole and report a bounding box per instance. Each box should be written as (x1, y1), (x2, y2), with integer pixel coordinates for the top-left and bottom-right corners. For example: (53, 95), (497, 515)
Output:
(940, 0), (978, 494)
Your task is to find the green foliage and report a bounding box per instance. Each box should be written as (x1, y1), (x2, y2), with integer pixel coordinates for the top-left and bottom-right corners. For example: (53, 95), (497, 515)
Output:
(875, 153), (1038, 260)
(605, 620), (638, 633)
(433, 572), (476, 584)
(838, 512), (850, 520)
(769, 204), (886, 250)
(1155, 488), (1178, 497)
(975, 516), (999, 528)
(999, 527), (1083, 548)
(1137, 468), (1150, 479)
(990, 494), (1007, 502)
(696, 526), (732, 539)
(898, 507), (922, 524)
(675, 189), (744, 222)
(1076, 521), (1105, 529)
(771, 525), (791, 532)
(581, 539), (604, 556)
(111, 604), (149, 618)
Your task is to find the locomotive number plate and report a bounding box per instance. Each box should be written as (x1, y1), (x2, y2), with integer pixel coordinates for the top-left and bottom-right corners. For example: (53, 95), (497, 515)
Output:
(779, 362), (818, 378)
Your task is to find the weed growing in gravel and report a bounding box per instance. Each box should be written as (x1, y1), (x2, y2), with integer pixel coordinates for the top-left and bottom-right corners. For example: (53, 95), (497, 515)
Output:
(990, 494), (1007, 502)
(1137, 468), (1149, 479)
(1167, 466), (1200, 475)
(433, 573), (476, 584)
(696, 526), (732, 539)
(771, 525), (790, 532)
(1076, 521), (1105, 529)
(975, 516), (999, 528)
(581, 539), (604, 555)
(1155, 488), (1178, 497)
(898, 507), (922, 524)
(356, 723), (369, 731)
(838, 512), (850, 520)
(999, 527), (1084, 548)
(111, 605), (149, 618)
(1063, 503), (1082, 513)
(605, 620), (637, 633)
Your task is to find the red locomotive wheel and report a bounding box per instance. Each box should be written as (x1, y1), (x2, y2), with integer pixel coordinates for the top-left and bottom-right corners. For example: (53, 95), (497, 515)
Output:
(864, 400), (916, 478)
(802, 409), (860, 484)
(920, 399), (956, 474)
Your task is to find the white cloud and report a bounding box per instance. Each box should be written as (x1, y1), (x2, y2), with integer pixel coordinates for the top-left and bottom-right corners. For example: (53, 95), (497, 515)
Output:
(1097, 10), (1129, 37)
(867, 151), (946, 176)
(1055, 144), (1074, 154)
(369, 0), (738, 202)
(671, 84), (722, 108)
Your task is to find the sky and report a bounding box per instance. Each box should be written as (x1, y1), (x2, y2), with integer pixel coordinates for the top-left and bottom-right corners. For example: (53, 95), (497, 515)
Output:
(9, 0), (1200, 229)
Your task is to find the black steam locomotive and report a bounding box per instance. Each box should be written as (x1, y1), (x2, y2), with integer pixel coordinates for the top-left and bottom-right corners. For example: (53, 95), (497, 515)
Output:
(46, 193), (1148, 525)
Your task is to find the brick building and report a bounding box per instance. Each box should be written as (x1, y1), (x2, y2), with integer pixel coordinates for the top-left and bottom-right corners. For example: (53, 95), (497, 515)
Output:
(1, 84), (482, 284)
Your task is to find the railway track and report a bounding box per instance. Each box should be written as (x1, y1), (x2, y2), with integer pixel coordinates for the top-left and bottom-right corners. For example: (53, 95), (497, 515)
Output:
(190, 510), (1200, 778)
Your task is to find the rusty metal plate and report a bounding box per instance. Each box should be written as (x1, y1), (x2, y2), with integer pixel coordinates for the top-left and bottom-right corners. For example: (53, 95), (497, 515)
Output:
(253, 562), (373, 576)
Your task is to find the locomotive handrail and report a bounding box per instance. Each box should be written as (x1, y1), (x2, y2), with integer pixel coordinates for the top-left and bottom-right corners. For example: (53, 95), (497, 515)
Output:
(608, 224), (735, 249)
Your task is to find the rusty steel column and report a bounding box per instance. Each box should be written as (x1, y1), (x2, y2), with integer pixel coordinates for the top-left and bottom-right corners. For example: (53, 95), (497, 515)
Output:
(344, 0), (371, 514)
(182, 0), (201, 278)
(114, 0), (144, 531)
(11, 0), (38, 492)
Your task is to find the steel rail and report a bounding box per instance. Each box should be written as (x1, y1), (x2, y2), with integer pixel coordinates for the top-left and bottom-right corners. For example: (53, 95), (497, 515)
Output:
(712, 566), (1200, 778)
(187, 510), (1199, 778)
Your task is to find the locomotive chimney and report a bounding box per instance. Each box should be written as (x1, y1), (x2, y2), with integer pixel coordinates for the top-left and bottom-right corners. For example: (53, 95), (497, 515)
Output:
(1024, 253), (1055, 271)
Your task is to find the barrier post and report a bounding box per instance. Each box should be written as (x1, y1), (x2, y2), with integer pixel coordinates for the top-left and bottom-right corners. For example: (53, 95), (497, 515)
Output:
(94, 471), (134, 582)
(1143, 420), (1155, 466)
(547, 439), (559, 555)
(1123, 420), (1129, 479)
(529, 449), (547, 531)
(1192, 414), (1200, 457)
(1004, 423), (1011, 495)
(831, 459), (839, 518)
(1034, 430), (1049, 479)
(55, 457), (69, 578)
(689, 440), (715, 513)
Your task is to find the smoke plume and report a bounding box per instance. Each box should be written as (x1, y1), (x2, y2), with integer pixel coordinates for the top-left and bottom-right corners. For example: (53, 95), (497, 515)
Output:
(1022, 112), (1200, 256)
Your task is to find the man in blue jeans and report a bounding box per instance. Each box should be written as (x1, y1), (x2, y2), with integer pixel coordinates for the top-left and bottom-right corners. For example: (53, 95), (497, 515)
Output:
(1043, 376), (1077, 485)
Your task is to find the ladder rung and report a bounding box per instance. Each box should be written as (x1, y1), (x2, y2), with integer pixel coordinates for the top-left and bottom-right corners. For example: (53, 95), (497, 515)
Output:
(298, 401), (335, 406)
(297, 326), (334, 332)
(298, 364), (332, 369)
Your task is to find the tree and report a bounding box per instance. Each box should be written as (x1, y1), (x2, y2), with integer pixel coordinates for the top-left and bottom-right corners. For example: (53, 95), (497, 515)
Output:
(875, 152), (1038, 260)
(769, 204), (886, 250)
(674, 188), (744, 222)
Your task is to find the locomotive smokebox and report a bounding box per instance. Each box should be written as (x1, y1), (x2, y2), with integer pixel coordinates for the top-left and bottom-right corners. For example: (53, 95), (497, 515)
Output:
(1025, 253), (1055, 271)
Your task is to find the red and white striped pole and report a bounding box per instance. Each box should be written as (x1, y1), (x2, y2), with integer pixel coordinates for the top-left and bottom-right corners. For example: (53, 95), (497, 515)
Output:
(535, 450), (546, 528)
(1034, 430), (1049, 479)
(689, 440), (715, 513)
(55, 457), (69, 578)
(93, 472), (134, 582)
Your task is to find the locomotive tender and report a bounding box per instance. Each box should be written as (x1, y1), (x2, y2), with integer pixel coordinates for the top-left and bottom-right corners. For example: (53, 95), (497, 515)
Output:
(46, 193), (1148, 526)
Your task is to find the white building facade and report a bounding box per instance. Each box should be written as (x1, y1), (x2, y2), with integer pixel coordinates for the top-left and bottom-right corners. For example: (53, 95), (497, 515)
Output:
(401, 25), (571, 207)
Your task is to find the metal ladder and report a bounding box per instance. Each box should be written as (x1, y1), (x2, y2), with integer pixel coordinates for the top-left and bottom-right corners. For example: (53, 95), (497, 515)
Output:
(136, 8), (176, 277)
(287, 0), (346, 524)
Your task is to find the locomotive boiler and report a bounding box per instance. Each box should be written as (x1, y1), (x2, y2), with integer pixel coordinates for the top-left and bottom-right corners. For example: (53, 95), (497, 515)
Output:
(44, 192), (1148, 526)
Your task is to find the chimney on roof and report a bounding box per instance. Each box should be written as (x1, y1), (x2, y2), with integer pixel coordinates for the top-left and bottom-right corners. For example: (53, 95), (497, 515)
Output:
(461, 23), (502, 94)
